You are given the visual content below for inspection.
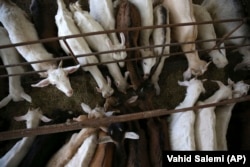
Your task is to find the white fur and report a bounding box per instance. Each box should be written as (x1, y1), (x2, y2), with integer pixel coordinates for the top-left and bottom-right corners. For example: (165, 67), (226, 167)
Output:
(65, 133), (98, 167)
(193, 4), (228, 68)
(162, 0), (210, 80)
(202, 0), (250, 70)
(0, 0), (80, 97)
(46, 128), (97, 167)
(0, 27), (31, 108)
(195, 80), (233, 150)
(151, 4), (170, 95)
(215, 81), (249, 150)
(89, 0), (127, 67)
(0, 108), (51, 167)
(128, 0), (155, 78)
(69, 2), (129, 93)
(169, 78), (205, 150)
(55, 0), (114, 98)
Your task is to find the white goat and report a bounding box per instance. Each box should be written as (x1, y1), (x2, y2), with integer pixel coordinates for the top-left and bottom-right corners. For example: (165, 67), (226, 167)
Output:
(0, 108), (52, 167)
(69, 2), (129, 94)
(215, 81), (249, 150)
(89, 0), (127, 67)
(169, 78), (206, 150)
(128, 0), (155, 79)
(162, 0), (210, 80)
(202, 0), (250, 70)
(46, 127), (97, 167)
(0, 0), (80, 97)
(55, 0), (114, 98)
(0, 27), (31, 108)
(65, 133), (98, 167)
(151, 4), (170, 95)
(195, 80), (233, 151)
(193, 4), (228, 68)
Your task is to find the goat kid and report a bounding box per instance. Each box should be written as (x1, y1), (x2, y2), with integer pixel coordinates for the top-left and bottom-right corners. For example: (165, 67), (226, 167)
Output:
(89, 0), (127, 67)
(18, 110), (76, 167)
(69, 2), (129, 94)
(0, 27), (31, 108)
(29, 0), (64, 56)
(0, 108), (52, 167)
(151, 4), (170, 95)
(202, 0), (250, 71)
(162, 0), (210, 80)
(193, 4), (228, 68)
(128, 0), (156, 79)
(0, 0), (80, 97)
(215, 80), (249, 150)
(97, 120), (139, 167)
(55, 0), (114, 98)
(169, 78), (206, 150)
(195, 79), (233, 151)
(116, 0), (143, 90)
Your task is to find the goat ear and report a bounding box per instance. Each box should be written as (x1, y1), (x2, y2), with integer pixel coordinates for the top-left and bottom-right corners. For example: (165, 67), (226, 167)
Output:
(21, 92), (32, 103)
(205, 61), (212, 69)
(58, 60), (63, 68)
(0, 94), (12, 108)
(119, 32), (125, 45)
(40, 115), (52, 123)
(183, 68), (192, 81)
(81, 102), (92, 114)
(63, 64), (80, 74)
(124, 132), (139, 140)
(228, 78), (234, 85)
(178, 80), (190, 87)
(98, 136), (114, 144)
(14, 112), (28, 121)
(106, 38), (113, 50)
(126, 96), (138, 104)
(31, 78), (51, 88)
(105, 111), (114, 117)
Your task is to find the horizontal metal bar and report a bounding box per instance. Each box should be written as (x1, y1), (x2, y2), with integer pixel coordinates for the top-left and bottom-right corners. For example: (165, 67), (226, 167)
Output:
(0, 95), (249, 141)
(0, 17), (247, 50)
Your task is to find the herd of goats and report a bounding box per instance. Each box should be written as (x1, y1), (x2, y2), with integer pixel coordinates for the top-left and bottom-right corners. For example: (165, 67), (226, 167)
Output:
(0, 0), (250, 166)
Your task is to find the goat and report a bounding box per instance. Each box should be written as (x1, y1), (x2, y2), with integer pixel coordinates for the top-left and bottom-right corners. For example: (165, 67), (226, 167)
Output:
(89, 0), (127, 67)
(65, 133), (98, 167)
(0, 108), (52, 167)
(55, 0), (114, 98)
(29, 0), (64, 56)
(162, 0), (210, 80)
(0, 26), (31, 108)
(0, 0), (80, 97)
(46, 101), (113, 167)
(89, 131), (108, 167)
(116, 0), (143, 90)
(69, 2), (129, 94)
(195, 80), (233, 151)
(128, 0), (155, 79)
(18, 110), (76, 167)
(46, 127), (97, 167)
(215, 80), (249, 150)
(169, 78), (206, 150)
(151, 4), (170, 95)
(102, 123), (139, 167)
(147, 118), (162, 167)
(126, 121), (151, 167)
(202, 0), (250, 70)
(193, 4), (228, 68)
